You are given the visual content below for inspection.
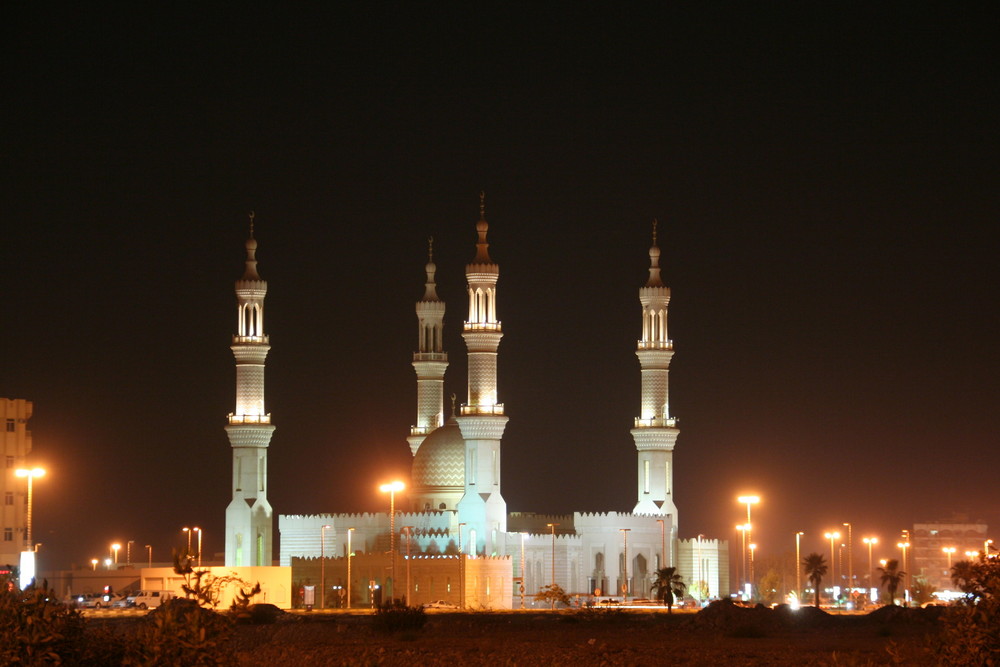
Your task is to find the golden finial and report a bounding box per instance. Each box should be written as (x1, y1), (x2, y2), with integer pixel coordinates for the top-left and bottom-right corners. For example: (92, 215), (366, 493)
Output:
(479, 191), (486, 220)
(652, 218), (658, 246)
(450, 393), (457, 418)
(428, 236), (434, 262)
(249, 210), (256, 238)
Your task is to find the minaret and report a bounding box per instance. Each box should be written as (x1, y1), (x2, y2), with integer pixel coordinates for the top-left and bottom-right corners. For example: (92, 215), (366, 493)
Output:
(456, 193), (508, 556)
(224, 213), (276, 567)
(408, 237), (448, 456)
(631, 220), (679, 522)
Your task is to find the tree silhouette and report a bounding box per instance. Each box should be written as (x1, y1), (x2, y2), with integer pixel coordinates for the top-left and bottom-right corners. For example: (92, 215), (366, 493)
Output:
(877, 558), (905, 605)
(802, 553), (828, 607)
(650, 566), (687, 613)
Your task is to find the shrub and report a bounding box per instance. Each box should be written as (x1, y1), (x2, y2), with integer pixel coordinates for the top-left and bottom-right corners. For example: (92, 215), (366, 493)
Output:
(0, 577), (85, 665)
(372, 599), (427, 634)
(126, 597), (235, 666)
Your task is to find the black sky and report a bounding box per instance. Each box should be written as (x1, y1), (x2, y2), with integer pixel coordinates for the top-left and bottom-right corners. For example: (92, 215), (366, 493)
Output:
(2, 5), (997, 570)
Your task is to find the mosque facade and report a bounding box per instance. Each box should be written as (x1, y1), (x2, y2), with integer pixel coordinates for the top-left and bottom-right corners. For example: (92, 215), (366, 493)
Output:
(228, 201), (728, 607)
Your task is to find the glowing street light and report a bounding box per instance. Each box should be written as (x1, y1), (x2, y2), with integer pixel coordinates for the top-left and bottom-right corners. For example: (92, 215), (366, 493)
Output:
(942, 547), (956, 568)
(985, 539), (994, 558)
(897, 540), (910, 604)
(347, 527), (355, 609)
(15, 468), (45, 551)
(843, 523), (853, 591)
(737, 495), (759, 590)
(795, 532), (804, 600)
(824, 531), (841, 604)
(379, 481), (404, 600)
(965, 550), (978, 559)
(320, 524), (331, 610)
(863, 537), (878, 586)
(736, 524), (748, 595)
(111, 542), (121, 565)
(91, 558), (98, 571)
(194, 527), (203, 567)
(748, 543), (757, 591)
(182, 527), (193, 557)
(104, 557), (112, 570)
(145, 544), (152, 568)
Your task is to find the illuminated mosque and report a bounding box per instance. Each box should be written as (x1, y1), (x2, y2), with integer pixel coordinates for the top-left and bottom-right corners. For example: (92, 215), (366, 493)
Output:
(223, 201), (728, 608)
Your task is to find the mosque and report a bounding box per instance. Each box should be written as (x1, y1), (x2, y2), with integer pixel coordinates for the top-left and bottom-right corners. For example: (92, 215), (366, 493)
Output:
(223, 201), (728, 608)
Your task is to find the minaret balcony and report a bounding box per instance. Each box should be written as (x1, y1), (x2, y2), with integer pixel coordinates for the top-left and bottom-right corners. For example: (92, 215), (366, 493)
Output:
(460, 403), (505, 416)
(463, 322), (502, 331)
(412, 352), (448, 361)
(637, 340), (673, 350)
(634, 416), (678, 428)
(233, 335), (270, 344)
(410, 425), (435, 436)
(228, 413), (272, 424)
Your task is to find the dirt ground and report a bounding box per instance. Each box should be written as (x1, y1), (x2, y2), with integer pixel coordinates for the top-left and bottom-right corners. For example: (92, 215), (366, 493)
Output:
(229, 607), (942, 666)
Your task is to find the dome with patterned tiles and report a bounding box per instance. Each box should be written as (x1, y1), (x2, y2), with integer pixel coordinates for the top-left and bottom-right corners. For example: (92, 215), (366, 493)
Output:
(412, 418), (465, 490)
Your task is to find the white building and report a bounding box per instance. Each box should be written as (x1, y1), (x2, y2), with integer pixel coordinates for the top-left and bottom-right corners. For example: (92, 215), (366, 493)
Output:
(1, 398), (33, 569)
(275, 199), (728, 606)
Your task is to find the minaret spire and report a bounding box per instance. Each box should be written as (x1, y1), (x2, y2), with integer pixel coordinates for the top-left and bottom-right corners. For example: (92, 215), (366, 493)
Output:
(224, 221), (276, 567)
(408, 237), (449, 456)
(631, 220), (679, 534)
(456, 193), (508, 556)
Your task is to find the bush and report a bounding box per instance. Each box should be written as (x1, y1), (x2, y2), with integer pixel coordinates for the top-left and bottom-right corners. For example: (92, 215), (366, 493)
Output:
(0, 577), (85, 665)
(127, 597), (235, 666)
(372, 599), (427, 634)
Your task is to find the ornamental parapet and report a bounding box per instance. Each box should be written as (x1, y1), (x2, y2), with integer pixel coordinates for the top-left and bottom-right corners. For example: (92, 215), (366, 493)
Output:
(633, 417), (678, 428)
(459, 403), (505, 416)
(637, 340), (673, 350)
(232, 335), (270, 345)
(229, 413), (272, 424)
(412, 352), (448, 362)
(463, 322), (502, 331)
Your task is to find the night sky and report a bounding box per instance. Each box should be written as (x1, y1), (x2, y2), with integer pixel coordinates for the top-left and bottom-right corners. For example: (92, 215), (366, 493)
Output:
(3, 6), (997, 571)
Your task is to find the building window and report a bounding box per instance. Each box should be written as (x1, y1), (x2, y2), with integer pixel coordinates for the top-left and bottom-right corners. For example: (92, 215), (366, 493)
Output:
(5, 419), (14, 432)
(4, 492), (12, 506)
(3, 528), (11, 542)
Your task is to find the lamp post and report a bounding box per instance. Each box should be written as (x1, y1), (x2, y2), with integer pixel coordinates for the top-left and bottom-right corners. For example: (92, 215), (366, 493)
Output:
(404, 526), (413, 607)
(126, 540), (134, 568)
(14, 468), (45, 551)
(795, 532), (804, 601)
(347, 527), (355, 609)
(104, 558), (112, 570)
(843, 523), (853, 593)
(943, 547), (956, 569)
(194, 527), (203, 567)
(320, 524), (331, 610)
(748, 543), (757, 594)
(985, 539), (994, 558)
(379, 480), (404, 601)
(863, 537), (878, 587)
(111, 543), (121, 566)
(656, 519), (665, 569)
(145, 544), (152, 568)
(736, 524), (747, 596)
(547, 523), (559, 608)
(458, 522), (466, 609)
(620, 528), (631, 602)
(696, 534), (705, 601)
(520, 532), (526, 609)
(182, 527), (193, 557)
(737, 495), (760, 591)
(897, 540), (910, 605)
(91, 558), (98, 571)
(824, 531), (840, 605)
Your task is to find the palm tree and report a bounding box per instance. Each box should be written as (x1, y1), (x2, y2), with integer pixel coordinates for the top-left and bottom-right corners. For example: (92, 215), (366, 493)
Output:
(877, 558), (905, 605)
(802, 553), (828, 607)
(650, 566), (687, 612)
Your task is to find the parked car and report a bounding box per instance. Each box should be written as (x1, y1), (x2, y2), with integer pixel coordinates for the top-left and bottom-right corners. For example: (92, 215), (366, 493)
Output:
(422, 600), (459, 609)
(111, 593), (133, 608)
(128, 590), (174, 609)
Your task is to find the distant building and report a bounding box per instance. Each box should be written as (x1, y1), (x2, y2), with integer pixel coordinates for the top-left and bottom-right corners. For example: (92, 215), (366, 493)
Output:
(0, 398), (33, 569)
(273, 202), (727, 607)
(911, 518), (989, 592)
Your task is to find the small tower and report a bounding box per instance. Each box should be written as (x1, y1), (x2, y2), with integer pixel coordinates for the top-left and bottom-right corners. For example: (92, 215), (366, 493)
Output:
(408, 237), (448, 456)
(631, 220), (679, 524)
(224, 214), (276, 567)
(456, 193), (509, 556)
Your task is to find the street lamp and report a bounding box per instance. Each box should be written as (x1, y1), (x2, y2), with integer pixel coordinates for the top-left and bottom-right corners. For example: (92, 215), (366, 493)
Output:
(320, 524), (331, 610)
(547, 523), (559, 608)
(620, 528), (631, 602)
(736, 524), (748, 596)
(824, 531), (840, 605)
(182, 527), (193, 557)
(145, 545), (152, 568)
(379, 480), (404, 601)
(943, 547), (956, 569)
(737, 495), (759, 591)
(748, 543), (757, 595)
(897, 540), (910, 605)
(111, 543), (121, 565)
(91, 558), (98, 571)
(863, 537), (878, 587)
(843, 523), (853, 592)
(347, 527), (355, 609)
(127, 540), (135, 568)
(985, 539), (994, 558)
(696, 534), (705, 601)
(14, 468), (45, 551)
(404, 526), (413, 606)
(194, 528), (202, 567)
(795, 532), (804, 601)
(104, 558), (112, 570)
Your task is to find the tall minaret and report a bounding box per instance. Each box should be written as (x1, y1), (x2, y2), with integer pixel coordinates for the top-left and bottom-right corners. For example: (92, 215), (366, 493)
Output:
(408, 237), (448, 456)
(224, 213), (276, 567)
(631, 220), (679, 522)
(456, 193), (508, 556)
